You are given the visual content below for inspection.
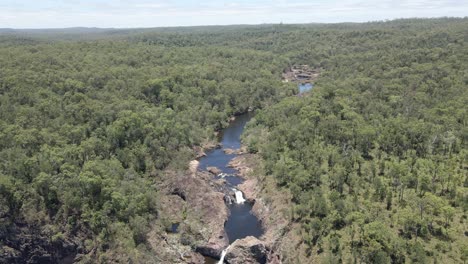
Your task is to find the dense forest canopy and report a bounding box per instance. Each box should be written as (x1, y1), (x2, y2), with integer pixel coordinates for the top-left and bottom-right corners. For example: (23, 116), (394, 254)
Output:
(0, 17), (467, 263)
(0, 28), (293, 262)
(243, 18), (467, 263)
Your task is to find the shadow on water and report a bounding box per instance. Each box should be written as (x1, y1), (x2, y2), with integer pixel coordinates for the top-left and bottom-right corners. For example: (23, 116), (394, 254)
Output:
(169, 223), (179, 233)
(204, 256), (218, 264)
(225, 202), (263, 243)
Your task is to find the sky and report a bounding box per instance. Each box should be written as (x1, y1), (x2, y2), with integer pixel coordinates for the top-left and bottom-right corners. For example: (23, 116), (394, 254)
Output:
(1, 0), (467, 28)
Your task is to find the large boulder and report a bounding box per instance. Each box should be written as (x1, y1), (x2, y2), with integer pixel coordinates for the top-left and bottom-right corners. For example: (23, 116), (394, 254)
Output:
(168, 171), (229, 258)
(223, 148), (236, 155)
(228, 155), (253, 177)
(189, 160), (200, 175)
(192, 146), (206, 159)
(237, 178), (258, 202)
(207, 166), (222, 175)
(225, 236), (267, 264)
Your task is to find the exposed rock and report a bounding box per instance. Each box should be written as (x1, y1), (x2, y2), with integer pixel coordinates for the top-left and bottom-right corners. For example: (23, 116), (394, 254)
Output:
(0, 227), (79, 264)
(223, 194), (234, 205)
(236, 146), (248, 155)
(267, 253), (282, 264)
(197, 170), (215, 182)
(237, 178), (258, 202)
(147, 230), (200, 264)
(223, 148), (236, 155)
(225, 236), (268, 264)
(214, 178), (227, 185)
(202, 141), (221, 150)
(228, 153), (291, 263)
(223, 147), (248, 155)
(184, 252), (205, 264)
(159, 194), (187, 223)
(207, 166), (222, 175)
(189, 160), (199, 175)
(224, 189), (238, 205)
(251, 185), (292, 264)
(148, 168), (230, 262)
(169, 171), (229, 258)
(282, 65), (321, 83)
(228, 155), (253, 177)
(193, 146), (206, 159)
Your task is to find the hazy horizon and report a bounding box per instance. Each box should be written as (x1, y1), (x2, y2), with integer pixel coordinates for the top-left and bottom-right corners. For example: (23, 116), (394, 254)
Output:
(0, 17), (463, 30)
(1, 0), (468, 29)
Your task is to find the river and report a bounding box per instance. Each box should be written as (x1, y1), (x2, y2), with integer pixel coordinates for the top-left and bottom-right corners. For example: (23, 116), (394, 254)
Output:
(199, 112), (263, 264)
(200, 83), (311, 263)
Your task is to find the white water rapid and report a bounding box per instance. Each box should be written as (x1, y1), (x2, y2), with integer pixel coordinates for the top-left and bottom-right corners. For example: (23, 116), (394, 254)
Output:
(234, 189), (246, 204)
(217, 245), (231, 264)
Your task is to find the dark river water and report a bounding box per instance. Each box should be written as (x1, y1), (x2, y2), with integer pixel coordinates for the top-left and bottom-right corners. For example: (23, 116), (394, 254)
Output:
(198, 112), (262, 263)
(198, 113), (253, 176)
(201, 84), (309, 263)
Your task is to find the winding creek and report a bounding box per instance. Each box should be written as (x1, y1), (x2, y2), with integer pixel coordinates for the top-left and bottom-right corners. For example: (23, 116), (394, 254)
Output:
(199, 112), (262, 264)
(200, 83), (313, 263)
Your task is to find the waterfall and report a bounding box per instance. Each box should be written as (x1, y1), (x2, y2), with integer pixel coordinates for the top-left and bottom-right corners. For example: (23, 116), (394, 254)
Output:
(218, 245), (231, 264)
(234, 189), (246, 204)
(224, 195), (233, 205)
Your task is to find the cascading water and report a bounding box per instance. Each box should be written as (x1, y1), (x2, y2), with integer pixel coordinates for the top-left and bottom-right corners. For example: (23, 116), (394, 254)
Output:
(234, 189), (246, 204)
(198, 113), (263, 264)
(202, 85), (311, 264)
(217, 245), (231, 264)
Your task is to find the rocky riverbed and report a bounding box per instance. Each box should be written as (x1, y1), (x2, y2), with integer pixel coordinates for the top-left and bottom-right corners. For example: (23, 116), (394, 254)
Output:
(149, 112), (291, 264)
(228, 154), (292, 264)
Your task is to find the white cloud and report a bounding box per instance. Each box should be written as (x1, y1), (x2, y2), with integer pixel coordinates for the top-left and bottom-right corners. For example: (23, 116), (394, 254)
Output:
(0, 0), (467, 28)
